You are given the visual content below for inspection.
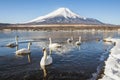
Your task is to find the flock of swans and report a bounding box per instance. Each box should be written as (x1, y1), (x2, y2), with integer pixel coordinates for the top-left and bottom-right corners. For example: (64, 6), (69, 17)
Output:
(5, 35), (82, 78)
(6, 36), (82, 66)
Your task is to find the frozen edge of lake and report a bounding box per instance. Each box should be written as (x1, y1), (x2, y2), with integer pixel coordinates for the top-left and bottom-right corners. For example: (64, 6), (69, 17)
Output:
(99, 38), (120, 80)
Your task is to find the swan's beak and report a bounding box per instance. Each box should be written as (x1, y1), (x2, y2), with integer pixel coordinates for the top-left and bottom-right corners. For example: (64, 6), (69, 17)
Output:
(30, 42), (32, 45)
(49, 38), (51, 40)
(42, 48), (46, 53)
(16, 35), (19, 38)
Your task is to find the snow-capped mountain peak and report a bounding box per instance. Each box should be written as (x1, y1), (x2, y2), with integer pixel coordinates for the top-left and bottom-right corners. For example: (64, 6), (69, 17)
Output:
(49, 7), (81, 18)
(29, 7), (84, 22)
(28, 7), (103, 25)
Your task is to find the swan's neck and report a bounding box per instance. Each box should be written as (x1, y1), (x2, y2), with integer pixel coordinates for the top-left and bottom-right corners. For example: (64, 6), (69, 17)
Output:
(43, 50), (47, 63)
(49, 38), (52, 44)
(28, 43), (30, 50)
(79, 37), (81, 42)
(49, 49), (52, 55)
(15, 36), (18, 45)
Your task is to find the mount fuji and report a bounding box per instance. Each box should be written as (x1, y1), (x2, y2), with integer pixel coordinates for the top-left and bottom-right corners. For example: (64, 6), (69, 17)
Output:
(28, 8), (103, 25)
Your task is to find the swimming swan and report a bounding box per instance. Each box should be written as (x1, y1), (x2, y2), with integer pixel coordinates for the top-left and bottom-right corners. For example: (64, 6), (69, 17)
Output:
(6, 36), (19, 47)
(15, 42), (32, 55)
(49, 38), (62, 50)
(75, 36), (81, 45)
(67, 37), (73, 43)
(40, 48), (52, 66)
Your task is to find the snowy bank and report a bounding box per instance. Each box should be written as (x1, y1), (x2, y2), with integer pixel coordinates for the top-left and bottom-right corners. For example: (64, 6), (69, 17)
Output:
(99, 38), (120, 80)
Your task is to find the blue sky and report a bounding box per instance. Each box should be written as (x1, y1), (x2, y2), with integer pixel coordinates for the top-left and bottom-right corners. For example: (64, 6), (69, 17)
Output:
(0, 0), (120, 25)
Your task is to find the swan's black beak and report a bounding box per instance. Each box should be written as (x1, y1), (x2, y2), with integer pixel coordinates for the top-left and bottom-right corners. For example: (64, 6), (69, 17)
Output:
(30, 42), (32, 45)
(16, 35), (19, 38)
(42, 48), (46, 53)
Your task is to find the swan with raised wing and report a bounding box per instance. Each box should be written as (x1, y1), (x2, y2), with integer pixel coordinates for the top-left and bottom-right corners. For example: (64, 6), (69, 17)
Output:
(6, 36), (19, 47)
(75, 36), (81, 45)
(15, 42), (32, 55)
(40, 48), (52, 66)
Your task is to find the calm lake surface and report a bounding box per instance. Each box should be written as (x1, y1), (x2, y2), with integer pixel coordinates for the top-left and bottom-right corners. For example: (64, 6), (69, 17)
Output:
(0, 30), (119, 80)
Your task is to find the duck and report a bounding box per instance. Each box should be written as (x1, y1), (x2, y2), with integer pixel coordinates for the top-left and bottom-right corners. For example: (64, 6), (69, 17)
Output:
(49, 38), (62, 50)
(15, 42), (32, 55)
(40, 48), (52, 66)
(75, 36), (81, 45)
(67, 37), (73, 43)
(6, 36), (19, 47)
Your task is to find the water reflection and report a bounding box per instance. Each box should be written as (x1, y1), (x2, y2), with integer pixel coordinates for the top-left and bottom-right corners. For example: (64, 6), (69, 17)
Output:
(15, 46), (32, 64)
(16, 53), (32, 63)
(16, 44), (18, 51)
(40, 65), (47, 80)
(0, 30), (116, 80)
(76, 45), (81, 50)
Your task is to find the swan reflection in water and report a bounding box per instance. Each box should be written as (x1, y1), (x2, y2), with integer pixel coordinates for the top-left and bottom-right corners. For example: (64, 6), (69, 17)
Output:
(40, 65), (47, 79)
(16, 53), (32, 63)
(15, 44), (32, 63)
(27, 54), (31, 63)
(76, 45), (81, 50)
(40, 48), (52, 80)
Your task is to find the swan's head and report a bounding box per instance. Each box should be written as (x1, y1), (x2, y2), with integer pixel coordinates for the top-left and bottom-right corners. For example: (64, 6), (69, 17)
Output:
(15, 35), (19, 39)
(28, 42), (32, 45)
(42, 47), (46, 52)
(49, 38), (52, 44)
(49, 37), (51, 41)
(17, 35), (19, 37)
(15, 35), (19, 40)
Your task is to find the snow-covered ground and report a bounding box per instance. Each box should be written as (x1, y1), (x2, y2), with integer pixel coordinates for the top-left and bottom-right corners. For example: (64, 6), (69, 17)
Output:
(99, 38), (120, 80)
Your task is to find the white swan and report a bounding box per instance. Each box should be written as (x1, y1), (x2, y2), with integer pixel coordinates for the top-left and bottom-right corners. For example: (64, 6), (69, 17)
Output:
(49, 38), (62, 50)
(40, 48), (52, 66)
(6, 36), (19, 47)
(15, 42), (32, 55)
(67, 37), (73, 43)
(75, 36), (81, 45)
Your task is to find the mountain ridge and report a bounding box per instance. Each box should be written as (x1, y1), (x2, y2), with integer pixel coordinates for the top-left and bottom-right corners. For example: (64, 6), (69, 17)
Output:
(28, 7), (103, 25)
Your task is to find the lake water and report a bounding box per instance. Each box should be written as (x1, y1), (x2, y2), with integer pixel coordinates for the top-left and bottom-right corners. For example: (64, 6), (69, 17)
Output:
(0, 30), (119, 80)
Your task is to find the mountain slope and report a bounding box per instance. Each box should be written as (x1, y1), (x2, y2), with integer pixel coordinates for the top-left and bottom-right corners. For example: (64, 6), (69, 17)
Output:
(28, 8), (103, 25)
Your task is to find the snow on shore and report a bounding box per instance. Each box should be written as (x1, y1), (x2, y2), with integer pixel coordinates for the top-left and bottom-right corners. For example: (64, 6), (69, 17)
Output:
(99, 38), (120, 80)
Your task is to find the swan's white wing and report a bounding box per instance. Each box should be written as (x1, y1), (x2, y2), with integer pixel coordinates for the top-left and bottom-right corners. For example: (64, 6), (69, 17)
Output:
(40, 55), (52, 66)
(49, 43), (61, 48)
(16, 48), (30, 55)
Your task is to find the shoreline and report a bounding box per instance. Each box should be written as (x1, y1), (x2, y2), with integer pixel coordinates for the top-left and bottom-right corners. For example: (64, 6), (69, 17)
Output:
(0, 24), (120, 31)
(99, 38), (120, 80)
